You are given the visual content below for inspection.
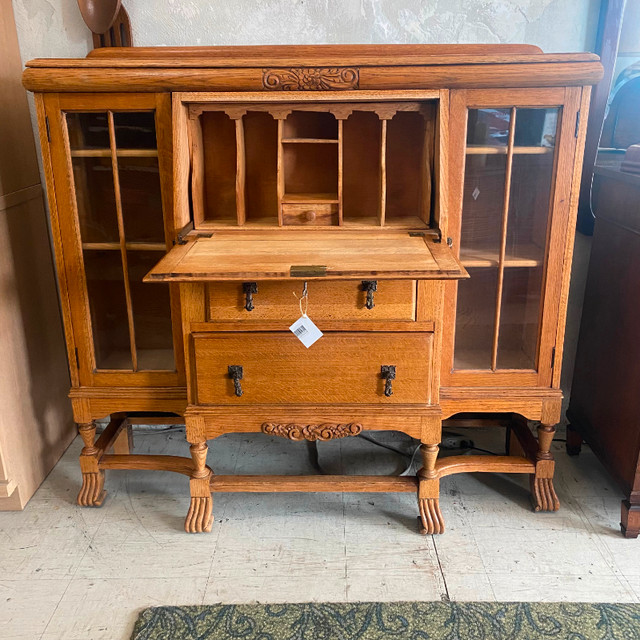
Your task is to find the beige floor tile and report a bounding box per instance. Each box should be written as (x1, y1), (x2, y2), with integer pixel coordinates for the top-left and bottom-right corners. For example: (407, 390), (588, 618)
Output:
(346, 569), (445, 602)
(40, 577), (206, 640)
(204, 574), (347, 603)
(575, 496), (640, 576)
(74, 539), (213, 580)
(471, 527), (615, 577)
(487, 573), (637, 602)
(443, 573), (496, 601)
(0, 579), (70, 640)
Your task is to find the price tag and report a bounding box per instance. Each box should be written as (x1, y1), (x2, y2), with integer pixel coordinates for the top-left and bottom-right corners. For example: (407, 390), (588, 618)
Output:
(289, 315), (323, 348)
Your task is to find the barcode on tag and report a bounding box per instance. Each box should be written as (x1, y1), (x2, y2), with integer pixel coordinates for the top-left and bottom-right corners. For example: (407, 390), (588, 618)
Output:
(289, 315), (323, 348)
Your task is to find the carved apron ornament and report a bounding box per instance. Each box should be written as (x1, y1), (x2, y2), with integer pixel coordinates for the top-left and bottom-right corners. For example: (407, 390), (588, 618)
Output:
(262, 67), (359, 90)
(262, 422), (363, 441)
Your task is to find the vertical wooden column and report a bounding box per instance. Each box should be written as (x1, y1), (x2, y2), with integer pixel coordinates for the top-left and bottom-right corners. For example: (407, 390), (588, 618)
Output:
(337, 118), (344, 225)
(490, 107), (517, 371)
(107, 110), (138, 371)
(421, 103), (436, 226)
(276, 118), (284, 226)
(379, 118), (388, 226)
(234, 115), (246, 225)
(188, 115), (205, 227)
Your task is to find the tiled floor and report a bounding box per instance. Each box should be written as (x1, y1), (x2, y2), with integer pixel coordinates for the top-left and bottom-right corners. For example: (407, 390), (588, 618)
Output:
(1, 425), (638, 640)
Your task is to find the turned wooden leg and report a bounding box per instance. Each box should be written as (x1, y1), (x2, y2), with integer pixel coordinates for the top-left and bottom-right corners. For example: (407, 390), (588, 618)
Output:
(621, 499), (640, 538)
(77, 421), (106, 507)
(417, 443), (444, 535)
(531, 424), (560, 512)
(185, 441), (213, 533)
(565, 423), (583, 456)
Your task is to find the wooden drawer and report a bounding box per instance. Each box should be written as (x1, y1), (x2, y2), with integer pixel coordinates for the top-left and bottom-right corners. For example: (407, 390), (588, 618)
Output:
(207, 280), (416, 321)
(281, 203), (338, 226)
(192, 332), (432, 404)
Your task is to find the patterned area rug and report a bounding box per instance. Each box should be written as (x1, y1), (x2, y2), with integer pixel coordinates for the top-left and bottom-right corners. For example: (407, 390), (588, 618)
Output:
(131, 601), (640, 639)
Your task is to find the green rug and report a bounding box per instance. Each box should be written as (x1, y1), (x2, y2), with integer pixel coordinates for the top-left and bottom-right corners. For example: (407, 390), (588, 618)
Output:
(131, 601), (640, 639)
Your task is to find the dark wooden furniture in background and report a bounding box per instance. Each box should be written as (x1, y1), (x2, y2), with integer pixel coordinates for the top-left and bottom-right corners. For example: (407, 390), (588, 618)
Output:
(22, 45), (601, 533)
(567, 162), (640, 538)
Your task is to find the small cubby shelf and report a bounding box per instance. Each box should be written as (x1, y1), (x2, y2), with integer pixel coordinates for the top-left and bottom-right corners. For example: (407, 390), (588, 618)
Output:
(184, 101), (437, 229)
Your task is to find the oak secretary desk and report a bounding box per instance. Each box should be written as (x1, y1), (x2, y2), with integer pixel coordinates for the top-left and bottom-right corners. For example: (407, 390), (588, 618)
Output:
(23, 45), (602, 533)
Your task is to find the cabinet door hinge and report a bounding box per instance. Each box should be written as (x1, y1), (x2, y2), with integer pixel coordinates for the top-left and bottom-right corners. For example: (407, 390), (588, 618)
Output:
(45, 116), (51, 142)
(551, 346), (556, 370)
(575, 110), (581, 138)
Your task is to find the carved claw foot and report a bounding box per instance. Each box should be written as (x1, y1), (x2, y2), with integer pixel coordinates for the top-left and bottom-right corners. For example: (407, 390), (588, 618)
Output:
(418, 498), (445, 535)
(531, 476), (560, 512)
(185, 495), (213, 533)
(77, 471), (106, 507)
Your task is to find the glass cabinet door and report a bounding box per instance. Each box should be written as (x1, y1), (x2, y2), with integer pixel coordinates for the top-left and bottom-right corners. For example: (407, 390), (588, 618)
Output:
(46, 94), (178, 385)
(445, 90), (580, 387)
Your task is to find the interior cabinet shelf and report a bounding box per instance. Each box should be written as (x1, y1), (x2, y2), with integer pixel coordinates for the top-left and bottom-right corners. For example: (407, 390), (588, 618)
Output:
(70, 149), (159, 158)
(281, 138), (339, 144)
(281, 193), (339, 203)
(82, 242), (166, 251)
(466, 145), (553, 155)
(460, 244), (544, 268)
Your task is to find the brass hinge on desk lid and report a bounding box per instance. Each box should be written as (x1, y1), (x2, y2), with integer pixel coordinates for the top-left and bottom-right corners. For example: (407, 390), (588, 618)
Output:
(290, 265), (327, 277)
(175, 220), (194, 245)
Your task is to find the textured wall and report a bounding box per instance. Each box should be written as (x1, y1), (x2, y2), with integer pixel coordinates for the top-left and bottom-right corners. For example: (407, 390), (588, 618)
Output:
(12, 0), (600, 65)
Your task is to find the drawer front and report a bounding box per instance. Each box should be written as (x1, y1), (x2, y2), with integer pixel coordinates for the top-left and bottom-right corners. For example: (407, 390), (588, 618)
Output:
(281, 203), (338, 226)
(207, 280), (416, 321)
(193, 332), (432, 404)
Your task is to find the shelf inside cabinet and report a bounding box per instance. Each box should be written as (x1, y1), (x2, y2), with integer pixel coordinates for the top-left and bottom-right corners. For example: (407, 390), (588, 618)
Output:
(466, 145), (554, 156)
(97, 348), (176, 372)
(70, 149), (158, 158)
(460, 244), (544, 268)
(281, 193), (339, 203)
(281, 138), (339, 144)
(82, 242), (166, 251)
(453, 348), (536, 371)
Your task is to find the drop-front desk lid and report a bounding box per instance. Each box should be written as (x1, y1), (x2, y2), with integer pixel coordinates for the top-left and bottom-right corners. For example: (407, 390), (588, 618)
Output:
(144, 231), (468, 282)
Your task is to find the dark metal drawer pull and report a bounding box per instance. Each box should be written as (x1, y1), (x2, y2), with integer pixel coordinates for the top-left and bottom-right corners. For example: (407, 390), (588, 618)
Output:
(361, 280), (378, 310)
(242, 282), (258, 312)
(228, 365), (243, 396)
(381, 365), (396, 397)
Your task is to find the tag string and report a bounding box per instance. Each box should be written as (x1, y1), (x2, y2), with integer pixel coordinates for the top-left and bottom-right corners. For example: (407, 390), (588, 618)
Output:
(294, 281), (309, 317)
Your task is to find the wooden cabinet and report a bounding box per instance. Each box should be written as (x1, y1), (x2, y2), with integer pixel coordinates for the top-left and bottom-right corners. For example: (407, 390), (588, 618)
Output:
(23, 45), (602, 533)
(567, 165), (640, 538)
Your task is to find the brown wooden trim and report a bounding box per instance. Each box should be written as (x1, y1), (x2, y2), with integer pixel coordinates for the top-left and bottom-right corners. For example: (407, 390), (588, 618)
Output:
(23, 62), (603, 93)
(189, 320), (435, 332)
(436, 455), (535, 477)
(26, 52), (599, 68)
(210, 474), (418, 493)
(100, 454), (195, 475)
(86, 44), (546, 60)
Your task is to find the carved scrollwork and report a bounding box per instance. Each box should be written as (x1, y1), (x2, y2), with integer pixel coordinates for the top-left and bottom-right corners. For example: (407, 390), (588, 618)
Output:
(262, 67), (359, 91)
(261, 422), (363, 441)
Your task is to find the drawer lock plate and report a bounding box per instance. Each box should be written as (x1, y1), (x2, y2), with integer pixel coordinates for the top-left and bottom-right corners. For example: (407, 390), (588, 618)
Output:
(290, 265), (327, 278)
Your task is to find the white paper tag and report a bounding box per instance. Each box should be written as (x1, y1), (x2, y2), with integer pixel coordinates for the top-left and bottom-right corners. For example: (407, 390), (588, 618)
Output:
(289, 315), (323, 348)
